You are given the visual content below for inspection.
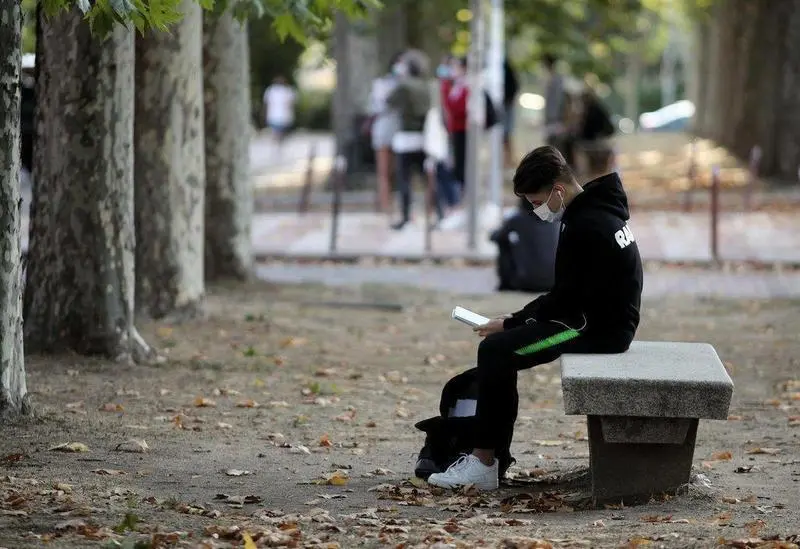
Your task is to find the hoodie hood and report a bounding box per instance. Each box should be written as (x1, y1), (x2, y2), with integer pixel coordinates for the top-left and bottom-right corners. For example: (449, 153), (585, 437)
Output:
(563, 172), (630, 223)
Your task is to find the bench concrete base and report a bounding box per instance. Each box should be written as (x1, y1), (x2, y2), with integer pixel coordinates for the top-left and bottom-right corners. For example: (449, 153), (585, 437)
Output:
(587, 415), (698, 504)
(561, 341), (734, 505)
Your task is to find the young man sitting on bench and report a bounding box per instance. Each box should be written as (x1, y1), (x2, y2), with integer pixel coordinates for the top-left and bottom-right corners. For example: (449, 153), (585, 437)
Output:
(427, 144), (644, 491)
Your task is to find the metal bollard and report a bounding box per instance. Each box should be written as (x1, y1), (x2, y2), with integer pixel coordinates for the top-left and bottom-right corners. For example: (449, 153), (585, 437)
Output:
(329, 156), (347, 254)
(424, 158), (436, 254)
(745, 145), (761, 210)
(297, 144), (316, 214)
(683, 141), (697, 213)
(710, 165), (720, 263)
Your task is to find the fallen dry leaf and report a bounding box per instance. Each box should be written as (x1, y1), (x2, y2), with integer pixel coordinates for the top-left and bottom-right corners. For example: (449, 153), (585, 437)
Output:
(99, 403), (124, 412)
(224, 469), (252, 477)
(49, 442), (89, 453)
(236, 399), (259, 408)
(114, 439), (149, 453)
(193, 396), (216, 408)
(213, 493), (262, 505)
(91, 469), (126, 476)
(745, 519), (767, 536)
(280, 336), (307, 348)
(318, 470), (349, 486)
(242, 533), (257, 549)
(711, 450), (733, 461)
(319, 434), (333, 447)
(498, 537), (553, 549)
(746, 447), (780, 455)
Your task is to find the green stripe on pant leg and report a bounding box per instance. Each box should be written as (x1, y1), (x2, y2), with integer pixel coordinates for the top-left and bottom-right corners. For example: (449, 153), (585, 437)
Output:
(513, 328), (581, 356)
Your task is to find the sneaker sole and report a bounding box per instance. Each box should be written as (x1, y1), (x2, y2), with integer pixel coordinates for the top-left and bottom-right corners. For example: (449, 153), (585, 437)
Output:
(427, 477), (498, 491)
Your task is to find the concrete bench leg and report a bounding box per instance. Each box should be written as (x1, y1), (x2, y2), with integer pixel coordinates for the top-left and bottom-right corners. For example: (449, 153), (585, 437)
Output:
(587, 415), (699, 505)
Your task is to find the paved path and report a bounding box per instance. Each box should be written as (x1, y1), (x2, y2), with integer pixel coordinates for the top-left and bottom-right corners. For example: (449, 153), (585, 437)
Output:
(256, 263), (800, 299)
(251, 209), (800, 264)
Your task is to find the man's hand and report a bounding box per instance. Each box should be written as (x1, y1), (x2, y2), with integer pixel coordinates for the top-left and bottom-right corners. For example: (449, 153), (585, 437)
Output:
(473, 318), (505, 337)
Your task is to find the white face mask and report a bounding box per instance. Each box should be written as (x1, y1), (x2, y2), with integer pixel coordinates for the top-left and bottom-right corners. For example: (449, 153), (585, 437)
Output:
(532, 188), (565, 223)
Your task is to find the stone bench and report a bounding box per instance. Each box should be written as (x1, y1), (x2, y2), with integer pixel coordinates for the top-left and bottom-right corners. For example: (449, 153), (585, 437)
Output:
(561, 341), (734, 504)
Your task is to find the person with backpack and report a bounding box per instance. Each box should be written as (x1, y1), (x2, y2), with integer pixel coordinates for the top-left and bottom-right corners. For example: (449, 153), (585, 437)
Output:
(386, 53), (432, 231)
(489, 196), (559, 292)
(426, 144), (643, 491)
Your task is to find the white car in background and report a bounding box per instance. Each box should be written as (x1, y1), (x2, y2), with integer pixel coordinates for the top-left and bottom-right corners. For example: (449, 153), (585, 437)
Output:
(639, 100), (696, 132)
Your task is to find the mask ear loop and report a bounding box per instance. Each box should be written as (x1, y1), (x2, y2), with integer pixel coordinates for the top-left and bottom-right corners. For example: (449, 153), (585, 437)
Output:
(551, 186), (565, 213)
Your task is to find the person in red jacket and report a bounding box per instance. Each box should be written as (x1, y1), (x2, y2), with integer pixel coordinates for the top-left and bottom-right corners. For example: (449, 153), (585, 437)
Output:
(441, 56), (469, 195)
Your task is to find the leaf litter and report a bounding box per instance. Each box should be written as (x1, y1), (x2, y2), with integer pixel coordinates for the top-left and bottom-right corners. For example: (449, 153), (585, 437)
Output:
(5, 281), (800, 547)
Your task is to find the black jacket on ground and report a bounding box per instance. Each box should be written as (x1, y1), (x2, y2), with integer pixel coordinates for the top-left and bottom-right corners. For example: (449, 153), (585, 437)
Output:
(503, 172), (643, 351)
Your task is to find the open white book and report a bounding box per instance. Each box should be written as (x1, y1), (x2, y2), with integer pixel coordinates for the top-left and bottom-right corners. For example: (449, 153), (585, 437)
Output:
(451, 306), (490, 328)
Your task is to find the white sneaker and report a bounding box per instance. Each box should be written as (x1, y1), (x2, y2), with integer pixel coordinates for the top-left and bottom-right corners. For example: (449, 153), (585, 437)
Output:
(427, 454), (499, 491)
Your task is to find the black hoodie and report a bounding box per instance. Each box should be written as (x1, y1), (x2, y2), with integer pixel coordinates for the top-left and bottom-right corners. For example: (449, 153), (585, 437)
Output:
(503, 172), (643, 351)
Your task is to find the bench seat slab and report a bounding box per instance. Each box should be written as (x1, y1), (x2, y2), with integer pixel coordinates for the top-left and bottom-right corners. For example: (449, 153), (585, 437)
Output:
(562, 342), (733, 420)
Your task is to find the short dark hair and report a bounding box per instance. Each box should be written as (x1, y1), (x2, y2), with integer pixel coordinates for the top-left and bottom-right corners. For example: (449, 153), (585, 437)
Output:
(513, 145), (574, 196)
(542, 54), (557, 69)
(388, 51), (404, 73)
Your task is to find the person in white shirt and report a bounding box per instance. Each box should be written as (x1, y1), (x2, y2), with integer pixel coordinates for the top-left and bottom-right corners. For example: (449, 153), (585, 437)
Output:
(263, 75), (296, 143)
(367, 53), (402, 214)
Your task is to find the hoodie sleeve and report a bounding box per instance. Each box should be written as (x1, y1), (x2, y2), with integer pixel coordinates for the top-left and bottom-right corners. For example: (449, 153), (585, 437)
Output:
(502, 226), (607, 329)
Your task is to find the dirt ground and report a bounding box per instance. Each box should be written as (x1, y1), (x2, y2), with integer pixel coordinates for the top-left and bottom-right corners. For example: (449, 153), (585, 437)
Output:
(1, 279), (798, 549)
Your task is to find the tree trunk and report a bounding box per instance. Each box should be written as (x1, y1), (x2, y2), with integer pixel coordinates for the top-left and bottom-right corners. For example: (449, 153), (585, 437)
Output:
(690, 20), (710, 136)
(376, 1), (407, 72)
(332, 12), (379, 156)
(729, 0), (762, 159)
(0, 0), (28, 416)
(134, 0), (205, 318)
(203, 10), (253, 281)
(25, 8), (152, 362)
(775, 1), (800, 180)
(703, 6), (722, 142)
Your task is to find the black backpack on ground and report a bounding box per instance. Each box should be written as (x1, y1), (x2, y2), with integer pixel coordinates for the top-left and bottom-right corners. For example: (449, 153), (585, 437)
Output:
(489, 203), (559, 293)
(414, 368), (516, 480)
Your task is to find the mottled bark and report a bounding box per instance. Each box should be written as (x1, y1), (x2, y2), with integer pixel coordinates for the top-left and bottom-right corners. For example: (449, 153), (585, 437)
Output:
(0, 0), (28, 416)
(25, 8), (152, 362)
(375, 2), (407, 72)
(689, 20), (709, 135)
(332, 12), (379, 156)
(754, 2), (792, 176)
(775, 1), (800, 179)
(134, 0), (205, 319)
(203, 10), (252, 281)
(702, 6), (722, 141)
